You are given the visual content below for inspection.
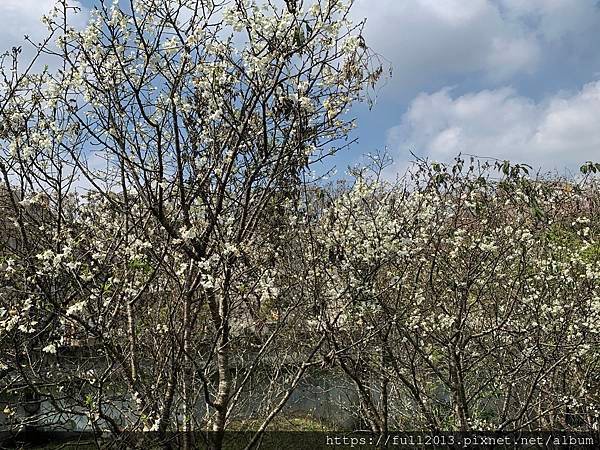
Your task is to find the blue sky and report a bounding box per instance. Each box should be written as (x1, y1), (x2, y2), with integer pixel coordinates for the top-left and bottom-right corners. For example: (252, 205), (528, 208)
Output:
(3, 0), (600, 176)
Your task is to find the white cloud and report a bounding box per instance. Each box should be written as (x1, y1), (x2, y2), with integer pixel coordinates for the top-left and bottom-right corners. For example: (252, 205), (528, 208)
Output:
(352, 0), (600, 97)
(499, 0), (600, 41)
(352, 0), (541, 94)
(388, 81), (600, 171)
(1, 1), (58, 46)
(0, 1), (88, 68)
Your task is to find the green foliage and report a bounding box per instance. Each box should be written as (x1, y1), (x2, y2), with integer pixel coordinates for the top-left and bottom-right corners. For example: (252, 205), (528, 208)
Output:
(580, 161), (600, 174)
(228, 414), (332, 431)
(545, 223), (600, 263)
(128, 258), (152, 273)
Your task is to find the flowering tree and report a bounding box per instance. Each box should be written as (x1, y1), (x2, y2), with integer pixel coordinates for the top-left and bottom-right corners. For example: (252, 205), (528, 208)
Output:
(0, 0), (383, 447)
(317, 156), (600, 434)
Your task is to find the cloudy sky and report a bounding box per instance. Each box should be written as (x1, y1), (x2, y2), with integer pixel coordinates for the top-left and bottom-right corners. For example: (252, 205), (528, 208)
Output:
(351, 0), (600, 174)
(2, 0), (600, 175)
